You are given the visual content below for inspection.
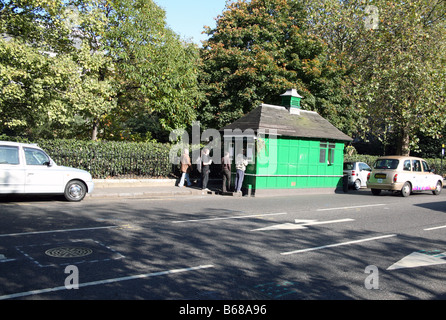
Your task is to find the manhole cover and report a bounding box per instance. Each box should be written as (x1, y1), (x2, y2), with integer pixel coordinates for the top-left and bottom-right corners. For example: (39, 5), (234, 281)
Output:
(45, 247), (93, 258)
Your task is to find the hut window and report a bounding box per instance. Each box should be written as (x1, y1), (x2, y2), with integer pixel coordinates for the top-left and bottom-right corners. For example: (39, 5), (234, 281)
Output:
(319, 142), (327, 163)
(247, 142), (255, 162)
(320, 142), (336, 164)
(328, 143), (336, 164)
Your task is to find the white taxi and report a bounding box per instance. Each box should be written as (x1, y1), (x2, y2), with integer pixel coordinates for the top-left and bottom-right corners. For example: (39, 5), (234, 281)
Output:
(0, 141), (94, 201)
(367, 156), (443, 197)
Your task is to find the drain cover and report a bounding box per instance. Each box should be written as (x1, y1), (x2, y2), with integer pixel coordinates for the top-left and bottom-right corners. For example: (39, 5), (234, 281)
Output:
(45, 247), (93, 258)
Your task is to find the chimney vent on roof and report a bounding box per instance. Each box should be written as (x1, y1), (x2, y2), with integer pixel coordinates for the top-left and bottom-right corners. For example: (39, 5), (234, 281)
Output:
(280, 89), (303, 115)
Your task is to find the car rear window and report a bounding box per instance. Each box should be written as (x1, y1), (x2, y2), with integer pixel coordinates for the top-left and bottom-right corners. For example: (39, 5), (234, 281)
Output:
(343, 162), (354, 170)
(373, 159), (399, 170)
(0, 146), (19, 165)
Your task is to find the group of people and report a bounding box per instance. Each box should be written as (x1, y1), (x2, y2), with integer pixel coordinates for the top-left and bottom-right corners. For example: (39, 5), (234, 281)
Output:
(178, 148), (248, 194)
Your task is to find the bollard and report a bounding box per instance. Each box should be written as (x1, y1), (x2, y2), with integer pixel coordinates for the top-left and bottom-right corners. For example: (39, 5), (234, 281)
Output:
(343, 174), (349, 193)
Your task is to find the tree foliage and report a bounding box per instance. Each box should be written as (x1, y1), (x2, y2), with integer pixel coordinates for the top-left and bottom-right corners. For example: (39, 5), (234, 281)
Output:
(1, 0), (444, 156)
(307, 0), (446, 155)
(0, 0), (77, 135)
(359, 0), (446, 155)
(102, 0), (201, 139)
(0, 0), (201, 141)
(198, 0), (358, 134)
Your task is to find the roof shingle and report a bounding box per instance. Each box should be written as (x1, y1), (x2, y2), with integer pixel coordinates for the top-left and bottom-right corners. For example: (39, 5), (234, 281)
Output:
(221, 104), (352, 142)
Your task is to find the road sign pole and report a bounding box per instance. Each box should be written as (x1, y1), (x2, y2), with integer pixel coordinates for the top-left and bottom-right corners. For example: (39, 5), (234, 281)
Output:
(442, 144), (444, 177)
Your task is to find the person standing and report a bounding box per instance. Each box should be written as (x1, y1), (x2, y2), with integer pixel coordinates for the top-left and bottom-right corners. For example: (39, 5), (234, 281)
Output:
(194, 151), (202, 187)
(178, 148), (192, 187)
(235, 153), (248, 193)
(201, 148), (212, 191)
(221, 152), (231, 193)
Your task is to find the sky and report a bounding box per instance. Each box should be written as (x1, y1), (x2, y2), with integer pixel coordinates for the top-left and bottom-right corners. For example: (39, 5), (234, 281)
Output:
(154, 0), (227, 45)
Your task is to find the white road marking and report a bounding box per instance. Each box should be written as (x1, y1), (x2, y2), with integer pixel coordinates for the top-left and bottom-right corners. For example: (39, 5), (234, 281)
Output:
(280, 234), (397, 255)
(316, 204), (386, 211)
(0, 254), (15, 263)
(252, 218), (355, 231)
(0, 226), (118, 238)
(387, 252), (446, 270)
(0, 264), (214, 300)
(172, 212), (287, 224)
(424, 225), (446, 231)
(0, 259), (15, 263)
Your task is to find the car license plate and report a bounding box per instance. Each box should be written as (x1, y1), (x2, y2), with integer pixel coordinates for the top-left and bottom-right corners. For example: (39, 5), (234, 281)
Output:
(375, 173), (386, 179)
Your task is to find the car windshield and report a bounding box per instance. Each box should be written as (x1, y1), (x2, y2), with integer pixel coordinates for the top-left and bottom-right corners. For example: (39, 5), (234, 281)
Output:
(373, 159), (399, 170)
(343, 162), (354, 170)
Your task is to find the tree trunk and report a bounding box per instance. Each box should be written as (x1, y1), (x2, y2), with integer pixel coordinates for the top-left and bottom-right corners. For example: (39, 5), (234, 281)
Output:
(91, 120), (99, 141)
(396, 126), (410, 156)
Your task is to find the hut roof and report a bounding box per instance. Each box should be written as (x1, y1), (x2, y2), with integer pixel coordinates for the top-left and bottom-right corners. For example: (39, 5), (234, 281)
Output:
(221, 103), (352, 142)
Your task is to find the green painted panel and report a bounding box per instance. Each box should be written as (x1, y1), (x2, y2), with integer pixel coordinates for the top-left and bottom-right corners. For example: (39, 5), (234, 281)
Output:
(252, 137), (345, 190)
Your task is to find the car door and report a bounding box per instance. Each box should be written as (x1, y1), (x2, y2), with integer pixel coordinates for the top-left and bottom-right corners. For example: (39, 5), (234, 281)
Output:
(359, 162), (371, 187)
(421, 160), (437, 191)
(0, 145), (25, 193)
(411, 159), (425, 191)
(24, 147), (63, 193)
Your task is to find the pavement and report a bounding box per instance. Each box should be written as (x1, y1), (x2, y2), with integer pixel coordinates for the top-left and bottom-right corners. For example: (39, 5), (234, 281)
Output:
(87, 178), (348, 200)
(87, 178), (241, 199)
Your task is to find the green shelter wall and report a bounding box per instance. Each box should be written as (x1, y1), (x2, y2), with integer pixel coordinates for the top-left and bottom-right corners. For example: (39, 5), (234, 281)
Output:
(253, 137), (345, 190)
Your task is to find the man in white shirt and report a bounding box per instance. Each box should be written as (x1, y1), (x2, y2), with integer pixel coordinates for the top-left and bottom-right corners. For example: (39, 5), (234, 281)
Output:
(235, 153), (248, 193)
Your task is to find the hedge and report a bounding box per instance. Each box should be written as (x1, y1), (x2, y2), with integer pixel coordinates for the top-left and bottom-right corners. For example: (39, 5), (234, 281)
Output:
(0, 137), (175, 179)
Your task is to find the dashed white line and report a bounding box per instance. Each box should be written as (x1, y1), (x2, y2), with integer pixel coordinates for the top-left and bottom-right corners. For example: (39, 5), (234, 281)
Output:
(424, 225), (446, 231)
(316, 204), (386, 211)
(0, 264), (215, 300)
(172, 212), (287, 224)
(280, 234), (397, 256)
(0, 226), (118, 238)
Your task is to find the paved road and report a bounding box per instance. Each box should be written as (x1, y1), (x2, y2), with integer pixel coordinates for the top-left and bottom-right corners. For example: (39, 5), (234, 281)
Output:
(0, 188), (445, 305)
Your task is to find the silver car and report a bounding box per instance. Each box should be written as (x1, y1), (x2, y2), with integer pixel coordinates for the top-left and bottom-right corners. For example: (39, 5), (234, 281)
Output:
(0, 141), (94, 201)
(343, 161), (372, 190)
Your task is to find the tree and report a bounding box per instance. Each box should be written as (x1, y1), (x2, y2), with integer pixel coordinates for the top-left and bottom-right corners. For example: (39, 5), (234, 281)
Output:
(359, 0), (446, 155)
(306, 0), (446, 155)
(101, 0), (201, 141)
(199, 0), (358, 134)
(0, 0), (81, 137)
(200, 0), (352, 132)
(0, 0), (201, 141)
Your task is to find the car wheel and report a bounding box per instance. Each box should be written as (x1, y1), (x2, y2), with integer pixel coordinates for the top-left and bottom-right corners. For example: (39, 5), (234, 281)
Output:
(354, 179), (361, 190)
(64, 180), (87, 202)
(401, 182), (411, 197)
(433, 181), (442, 195)
(371, 188), (381, 196)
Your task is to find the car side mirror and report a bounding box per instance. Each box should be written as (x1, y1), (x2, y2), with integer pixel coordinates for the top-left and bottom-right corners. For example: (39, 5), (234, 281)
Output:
(44, 160), (54, 167)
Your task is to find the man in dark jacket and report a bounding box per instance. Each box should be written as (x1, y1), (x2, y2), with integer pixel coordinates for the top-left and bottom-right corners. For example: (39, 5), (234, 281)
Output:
(221, 152), (231, 193)
(201, 148), (212, 190)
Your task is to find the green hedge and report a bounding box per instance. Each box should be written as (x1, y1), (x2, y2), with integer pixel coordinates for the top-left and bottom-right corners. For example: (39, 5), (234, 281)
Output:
(0, 137), (175, 179)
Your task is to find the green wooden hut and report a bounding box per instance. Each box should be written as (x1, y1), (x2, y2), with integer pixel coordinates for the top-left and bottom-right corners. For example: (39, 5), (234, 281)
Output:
(221, 89), (352, 196)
